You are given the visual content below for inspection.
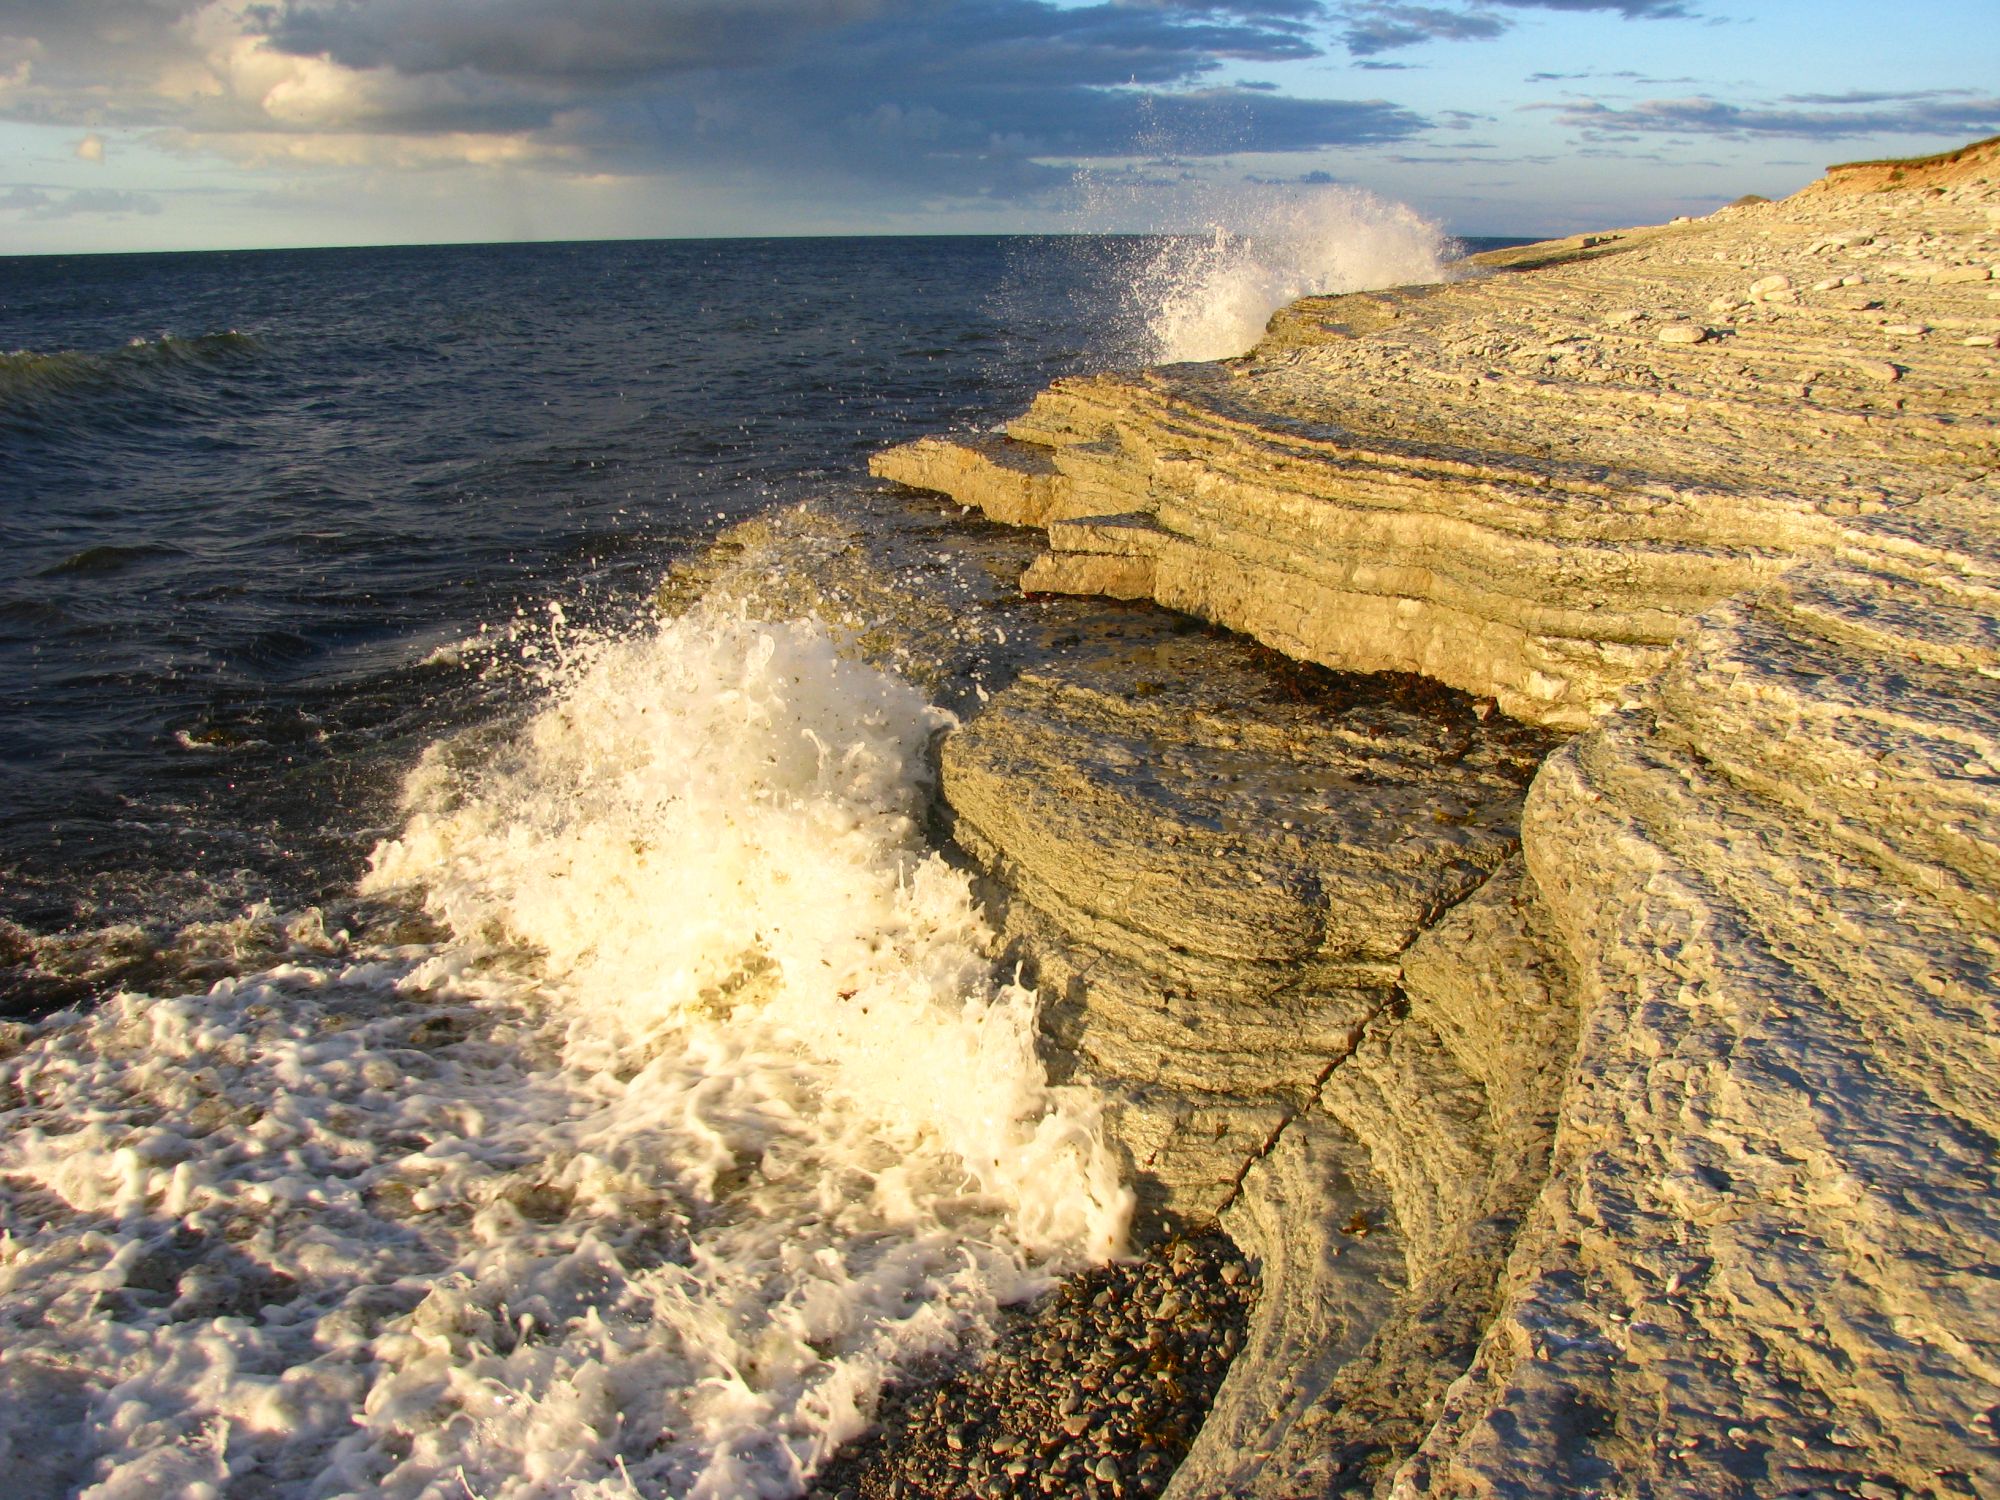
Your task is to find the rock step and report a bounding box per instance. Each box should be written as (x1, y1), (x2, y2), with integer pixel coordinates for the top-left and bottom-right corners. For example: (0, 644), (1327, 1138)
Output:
(868, 432), (1066, 527)
(1650, 580), (2000, 926)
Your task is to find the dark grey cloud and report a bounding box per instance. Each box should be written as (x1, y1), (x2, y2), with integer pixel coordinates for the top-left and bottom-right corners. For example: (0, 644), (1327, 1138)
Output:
(1115, 0), (1329, 16)
(1332, 0), (1691, 56)
(250, 0), (1328, 85)
(274, 1), (1426, 196)
(247, 0), (900, 84)
(0, 1), (216, 126)
(1780, 89), (1979, 107)
(1540, 92), (2000, 141)
(1489, 0), (1688, 15)
(1337, 4), (1504, 56)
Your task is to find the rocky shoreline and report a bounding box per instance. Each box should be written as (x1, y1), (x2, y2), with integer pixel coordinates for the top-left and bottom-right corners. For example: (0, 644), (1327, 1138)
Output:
(849, 139), (1999, 1498)
(810, 1231), (1254, 1500)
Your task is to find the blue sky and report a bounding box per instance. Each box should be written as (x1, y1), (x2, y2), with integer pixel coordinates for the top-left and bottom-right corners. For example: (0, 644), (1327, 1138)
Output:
(0, 0), (1994, 252)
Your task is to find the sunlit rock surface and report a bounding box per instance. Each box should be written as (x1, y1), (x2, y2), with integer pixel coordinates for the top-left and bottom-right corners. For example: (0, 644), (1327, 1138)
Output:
(876, 142), (2000, 1499)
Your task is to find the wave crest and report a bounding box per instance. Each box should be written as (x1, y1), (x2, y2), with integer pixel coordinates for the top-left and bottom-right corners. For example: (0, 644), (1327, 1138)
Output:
(0, 331), (265, 409)
(1126, 184), (1449, 363)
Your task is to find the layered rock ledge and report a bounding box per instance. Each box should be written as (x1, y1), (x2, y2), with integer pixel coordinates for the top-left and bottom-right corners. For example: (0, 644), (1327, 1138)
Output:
(874, 142), (2000, 1498)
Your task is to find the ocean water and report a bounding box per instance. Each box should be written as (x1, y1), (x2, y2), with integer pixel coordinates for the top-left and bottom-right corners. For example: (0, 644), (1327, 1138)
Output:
(0, 218), (1479, 1497)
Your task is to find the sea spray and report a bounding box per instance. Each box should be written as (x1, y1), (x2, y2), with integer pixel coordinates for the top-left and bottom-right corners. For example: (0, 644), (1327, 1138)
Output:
(1123, 183), (1449, 362)
(0, 604), (1130, 1499)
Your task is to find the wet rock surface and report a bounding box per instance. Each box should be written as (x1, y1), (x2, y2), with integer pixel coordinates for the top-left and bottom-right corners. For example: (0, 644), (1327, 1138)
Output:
(810, 1233), (1255, 1500)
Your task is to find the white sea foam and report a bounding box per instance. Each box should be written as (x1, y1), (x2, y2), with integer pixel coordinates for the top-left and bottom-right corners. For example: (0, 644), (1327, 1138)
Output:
(0, 604), (1130, 1499)
(1126, 183), (1449, 363)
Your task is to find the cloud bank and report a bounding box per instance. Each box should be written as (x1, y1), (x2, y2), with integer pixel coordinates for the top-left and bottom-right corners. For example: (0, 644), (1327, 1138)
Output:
(0, 0), (1430, 209)
(1539, 90), (2000, 141)
(1332, 0), (1688, 57)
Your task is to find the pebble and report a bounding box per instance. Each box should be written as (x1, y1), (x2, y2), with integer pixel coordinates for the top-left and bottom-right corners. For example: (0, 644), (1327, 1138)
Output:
(1657, 324), (1710, 345)
(809, 1231), (1256, 1500)
(1851, 358), (1903, 383)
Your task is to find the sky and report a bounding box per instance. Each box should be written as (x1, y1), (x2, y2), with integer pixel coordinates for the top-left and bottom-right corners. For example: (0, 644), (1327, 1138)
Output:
(0, 0), (1995, 252)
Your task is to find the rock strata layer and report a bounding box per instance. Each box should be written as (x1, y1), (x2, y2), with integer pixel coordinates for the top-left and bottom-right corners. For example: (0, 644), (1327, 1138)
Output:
(875, 142), (2000, 1499)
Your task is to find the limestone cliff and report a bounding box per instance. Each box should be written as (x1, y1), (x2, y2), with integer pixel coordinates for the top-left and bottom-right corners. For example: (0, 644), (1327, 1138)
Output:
(874, 147), (2000, 1498)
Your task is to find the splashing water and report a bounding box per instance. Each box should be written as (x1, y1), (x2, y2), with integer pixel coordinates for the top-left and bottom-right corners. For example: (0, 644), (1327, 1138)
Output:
(0, 604), (1131, 1499)
(1126, 183), (1449, 363)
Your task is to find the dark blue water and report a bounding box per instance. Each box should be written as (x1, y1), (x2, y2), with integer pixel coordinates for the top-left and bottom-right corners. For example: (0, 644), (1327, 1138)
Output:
(0, 231), (1531, 1010)
(0, 237), (1140, 981)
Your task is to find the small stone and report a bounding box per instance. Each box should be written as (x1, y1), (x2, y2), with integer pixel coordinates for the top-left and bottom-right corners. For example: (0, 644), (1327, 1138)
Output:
(1092, 1457), (1121, 1483)
(1935, 265), (1992, 283)
(1884, 322), (1928, 335)
(1851, 358), (1902, 383)
(1657, 323), (1710, 345)
(1856, 1484), (1898, 1500)
(1962, 334), (1998, 347)
(1062, 1413), (1091, 1437)
(1747, 274), (1791, 300)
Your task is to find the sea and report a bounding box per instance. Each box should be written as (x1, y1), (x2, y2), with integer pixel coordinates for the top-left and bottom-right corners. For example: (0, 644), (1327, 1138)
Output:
(0, 202), (1495, 1498)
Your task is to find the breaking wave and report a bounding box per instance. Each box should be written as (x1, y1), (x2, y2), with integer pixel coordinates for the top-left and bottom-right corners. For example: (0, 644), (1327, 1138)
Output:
(0, 604), (1130, 1498)
(0, 332), (265, 412)
(1126, 184), (1449, 363)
